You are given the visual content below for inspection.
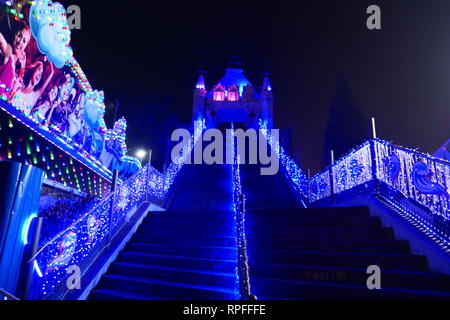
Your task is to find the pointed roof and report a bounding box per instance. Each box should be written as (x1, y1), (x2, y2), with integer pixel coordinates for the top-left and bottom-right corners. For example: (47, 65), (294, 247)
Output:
(195, 74), (206, 90)
(262, 75), (272, 92)
(218, 67), (252, 89)
(207, 67), (260, 99)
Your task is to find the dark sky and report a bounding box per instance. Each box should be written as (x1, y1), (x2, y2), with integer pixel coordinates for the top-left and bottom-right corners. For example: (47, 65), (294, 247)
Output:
(62, 0), (450, 173)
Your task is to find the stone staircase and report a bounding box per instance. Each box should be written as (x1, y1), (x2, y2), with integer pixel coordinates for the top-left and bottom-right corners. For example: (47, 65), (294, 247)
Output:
(89, 211), (237, 300)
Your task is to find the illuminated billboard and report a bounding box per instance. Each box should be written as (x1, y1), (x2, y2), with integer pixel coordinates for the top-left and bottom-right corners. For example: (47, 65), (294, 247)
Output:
(0, 1), (131, 183)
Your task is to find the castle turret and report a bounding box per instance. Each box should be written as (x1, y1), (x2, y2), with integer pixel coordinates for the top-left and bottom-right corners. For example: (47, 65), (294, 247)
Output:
(193, 58), (274, 130)
(192, 72), (207, 122)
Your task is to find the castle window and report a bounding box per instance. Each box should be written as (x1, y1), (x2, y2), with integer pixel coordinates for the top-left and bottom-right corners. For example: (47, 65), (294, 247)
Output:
(213, 84), (225, 101)
(227, 84), (239, 102)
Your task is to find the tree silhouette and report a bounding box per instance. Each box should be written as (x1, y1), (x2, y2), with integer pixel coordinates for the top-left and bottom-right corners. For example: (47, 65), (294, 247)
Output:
(324, 75), (368, 166)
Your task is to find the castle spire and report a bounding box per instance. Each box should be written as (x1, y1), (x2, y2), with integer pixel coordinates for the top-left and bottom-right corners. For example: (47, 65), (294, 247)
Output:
(262, 75), (272, 92)
(193, 70), (207, 123)
(195, 70), (206, 90)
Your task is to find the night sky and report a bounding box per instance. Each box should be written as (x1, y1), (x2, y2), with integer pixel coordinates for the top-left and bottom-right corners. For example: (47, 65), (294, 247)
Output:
(62, 0), (450, 173)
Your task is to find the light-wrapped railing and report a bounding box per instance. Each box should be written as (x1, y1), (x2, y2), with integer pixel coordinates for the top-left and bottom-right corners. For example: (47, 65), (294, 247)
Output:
(309, 169), (332, 203)
(228, 122), (253, 300)
(259, 120), (309, 205)
(163, 120), (205, 195)
(0, 288), (20, 300)
(373, 140), (450, 221)
(232, 155), (252, 300)
(309, 141), (374, 202)
(29, 165), (152, 300)
(309, 139), (450, 251)
(28, 124), (204, 300)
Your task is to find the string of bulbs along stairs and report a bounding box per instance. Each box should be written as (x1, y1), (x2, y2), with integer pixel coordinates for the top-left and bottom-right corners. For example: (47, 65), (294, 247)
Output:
(89, 142), (450, 300)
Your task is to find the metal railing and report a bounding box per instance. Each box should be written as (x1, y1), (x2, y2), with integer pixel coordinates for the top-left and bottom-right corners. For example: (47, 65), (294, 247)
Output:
(0, 289), (20, 301)
(28, 165), (154, 300)
(230, 121), (254, 301)
(308, 139), (450, 250)
(26, 125), (204, 300)
(259, 120), (309, 206)
(309, 141), (374, 202)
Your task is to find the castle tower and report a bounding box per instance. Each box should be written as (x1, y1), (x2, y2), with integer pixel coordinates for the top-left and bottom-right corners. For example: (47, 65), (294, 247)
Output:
(192, 57), (274, 130)
(192, 72), (207, 122)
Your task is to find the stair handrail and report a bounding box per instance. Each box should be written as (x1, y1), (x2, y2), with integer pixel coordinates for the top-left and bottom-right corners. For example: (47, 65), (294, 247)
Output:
(28, 191), (115, 264)
(232, 149), (254, 299)
(0, 288), (20, 300)
(27, 122), (205, 299)
(259, 119), (309, 205)
(27, 163), (154, 299)
(29, 160), (169, 264)
(308, 138), (450, 252)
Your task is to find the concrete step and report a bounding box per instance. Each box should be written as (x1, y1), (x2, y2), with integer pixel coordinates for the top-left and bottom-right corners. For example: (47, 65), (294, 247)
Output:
(247, 226), (395, 241)
(139, 221), (234, 233)
(248, 238), (410, 254)
(248, 207), (371, 217)
(109, 262), (236, 288)
(125, 243), (237, 260)
(249, 249), (429, 271)
(251, 277), (450, 300)
(120, 252), (237, 273)
(250, 262), (450, 292)
(97, 274), (237, 300)
(248, 215), (382, 228)
(89, 288), (162, 300)
(132, 234), (237, 247)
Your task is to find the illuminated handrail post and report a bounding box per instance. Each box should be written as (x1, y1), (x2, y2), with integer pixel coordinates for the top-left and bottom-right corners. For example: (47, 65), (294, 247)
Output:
(0, 289), (20, 301)
(369, 139), (379, 193)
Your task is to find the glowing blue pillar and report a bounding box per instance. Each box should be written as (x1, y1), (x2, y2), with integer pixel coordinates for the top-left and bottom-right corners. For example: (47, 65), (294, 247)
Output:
(0, 161), (44, 297)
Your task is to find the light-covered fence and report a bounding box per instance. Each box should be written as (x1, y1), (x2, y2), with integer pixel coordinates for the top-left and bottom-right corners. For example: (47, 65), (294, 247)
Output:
(308, 139), (450, 250)
(259, 120), (309, 202)
(309, 139), (450, 220)
(30, 165), (153, 299)
(28, 124), (204, 300)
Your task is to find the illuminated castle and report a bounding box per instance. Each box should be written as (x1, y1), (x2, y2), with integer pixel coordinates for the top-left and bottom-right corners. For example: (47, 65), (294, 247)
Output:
(192, 57), (274, 129)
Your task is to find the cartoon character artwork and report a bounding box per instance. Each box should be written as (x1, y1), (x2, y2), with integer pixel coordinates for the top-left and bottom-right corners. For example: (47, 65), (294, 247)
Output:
(66, 91), (86, 139)
(45, 231), (77, 274)
(82, 90), (109, 160)
(29, 0), (73, 69)
(100, 118), (127, 170)
(383, 153), (401, 182)
(84, 129), (104, 158)
(86, 214), (102, 245)
(412, 161), (449, 198)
